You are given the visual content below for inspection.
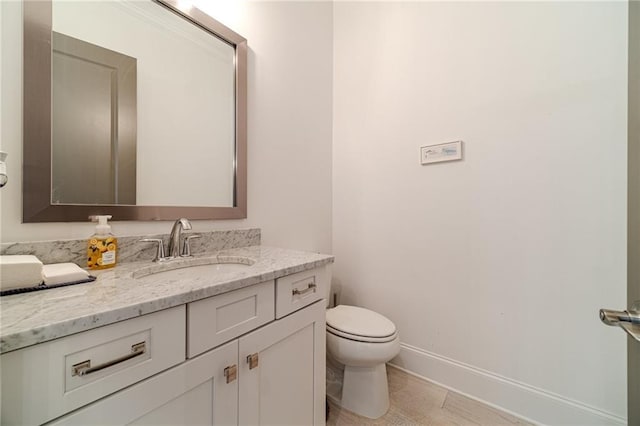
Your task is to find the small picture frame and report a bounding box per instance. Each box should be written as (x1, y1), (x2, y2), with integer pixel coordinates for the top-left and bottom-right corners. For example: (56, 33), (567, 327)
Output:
(420, 141), (463, 165)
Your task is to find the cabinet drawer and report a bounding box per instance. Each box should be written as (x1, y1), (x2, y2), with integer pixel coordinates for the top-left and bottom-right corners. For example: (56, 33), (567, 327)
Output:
(275, 266), (330, 319)
(187, 280), (275, 358)
(47, 340), (239, 426)
(1, 306), (186, 426)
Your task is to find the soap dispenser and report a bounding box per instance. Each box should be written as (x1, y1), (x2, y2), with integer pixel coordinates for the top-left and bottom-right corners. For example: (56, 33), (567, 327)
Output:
(87, 215), (117, 270)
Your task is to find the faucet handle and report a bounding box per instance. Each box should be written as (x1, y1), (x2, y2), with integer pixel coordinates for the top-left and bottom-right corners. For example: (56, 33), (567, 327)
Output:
(139, 238), (166, 262)
(181, 234), (201, 257)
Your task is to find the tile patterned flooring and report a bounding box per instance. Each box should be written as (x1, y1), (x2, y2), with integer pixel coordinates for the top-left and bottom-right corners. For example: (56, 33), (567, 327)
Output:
(327, 366), (535, 425)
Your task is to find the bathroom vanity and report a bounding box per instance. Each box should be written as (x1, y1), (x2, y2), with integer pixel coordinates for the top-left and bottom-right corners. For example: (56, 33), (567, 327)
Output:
(0, 243), (332, 425)
(11, 0), (329, 421)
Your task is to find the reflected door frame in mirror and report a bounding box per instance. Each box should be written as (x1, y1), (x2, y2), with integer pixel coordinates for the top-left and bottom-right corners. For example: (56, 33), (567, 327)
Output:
(23, 0), (247, 222)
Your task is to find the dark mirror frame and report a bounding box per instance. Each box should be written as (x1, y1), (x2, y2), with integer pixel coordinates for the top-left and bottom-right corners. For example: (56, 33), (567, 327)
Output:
(23, 0), (247, 222)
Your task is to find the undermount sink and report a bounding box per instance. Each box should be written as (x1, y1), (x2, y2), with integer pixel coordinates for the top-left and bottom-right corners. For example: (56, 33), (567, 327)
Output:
(132, 256), (255, 280)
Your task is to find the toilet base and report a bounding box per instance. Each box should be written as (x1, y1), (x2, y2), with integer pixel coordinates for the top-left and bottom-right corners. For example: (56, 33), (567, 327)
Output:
(340, 363), (390, 419)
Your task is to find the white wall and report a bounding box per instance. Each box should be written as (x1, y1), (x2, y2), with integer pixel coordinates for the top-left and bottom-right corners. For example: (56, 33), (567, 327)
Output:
(0, 0), (333, 253)
(333, 2), (628, 424)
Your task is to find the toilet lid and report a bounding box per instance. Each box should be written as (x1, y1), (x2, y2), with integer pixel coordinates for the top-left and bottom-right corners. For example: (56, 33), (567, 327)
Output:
(326, 305), (396, 339)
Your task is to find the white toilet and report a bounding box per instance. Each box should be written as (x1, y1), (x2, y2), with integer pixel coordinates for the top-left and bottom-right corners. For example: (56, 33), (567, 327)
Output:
(325, 304), (401, 419)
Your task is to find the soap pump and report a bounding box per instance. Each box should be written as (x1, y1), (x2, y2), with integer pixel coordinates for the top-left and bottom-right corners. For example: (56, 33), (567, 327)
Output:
(87, 215), (118, 270)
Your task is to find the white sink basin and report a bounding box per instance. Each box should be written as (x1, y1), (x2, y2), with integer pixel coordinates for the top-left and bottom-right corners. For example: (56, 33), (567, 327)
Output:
(132, 256), (255, 280)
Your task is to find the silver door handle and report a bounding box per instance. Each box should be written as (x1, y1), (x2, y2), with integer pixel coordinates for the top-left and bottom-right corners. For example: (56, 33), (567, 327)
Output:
(600, 301), (640, 342)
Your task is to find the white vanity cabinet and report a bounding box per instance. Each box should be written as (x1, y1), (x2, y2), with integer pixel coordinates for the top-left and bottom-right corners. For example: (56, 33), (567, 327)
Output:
(1, 264), (329, 426)
(239, 300), (325, 425)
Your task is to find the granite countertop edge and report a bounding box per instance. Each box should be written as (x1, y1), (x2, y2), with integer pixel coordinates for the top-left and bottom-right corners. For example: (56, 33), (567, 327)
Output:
(0, 245), (334, 354)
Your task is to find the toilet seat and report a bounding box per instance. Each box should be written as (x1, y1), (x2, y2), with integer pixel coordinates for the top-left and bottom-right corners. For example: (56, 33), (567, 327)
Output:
(327, 325), (398, 343)
(326, 305), (397, 343)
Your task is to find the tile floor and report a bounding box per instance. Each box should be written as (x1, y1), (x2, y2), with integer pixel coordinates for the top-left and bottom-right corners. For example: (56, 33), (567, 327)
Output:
(326, 366), (535, 425)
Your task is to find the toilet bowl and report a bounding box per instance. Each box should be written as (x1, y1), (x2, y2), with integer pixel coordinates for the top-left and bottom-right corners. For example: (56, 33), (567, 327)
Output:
(326, 305), (400, 419)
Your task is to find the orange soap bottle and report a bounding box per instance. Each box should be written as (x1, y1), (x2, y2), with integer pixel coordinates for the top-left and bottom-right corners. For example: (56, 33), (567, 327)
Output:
(87, 215), (117, 270)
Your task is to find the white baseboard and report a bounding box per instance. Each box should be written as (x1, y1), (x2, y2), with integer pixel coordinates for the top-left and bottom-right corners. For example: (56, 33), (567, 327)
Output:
(390, 343), (626, 426)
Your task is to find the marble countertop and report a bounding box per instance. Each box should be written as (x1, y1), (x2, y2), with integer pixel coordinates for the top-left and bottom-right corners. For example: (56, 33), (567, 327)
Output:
(0, 246), (333, 354)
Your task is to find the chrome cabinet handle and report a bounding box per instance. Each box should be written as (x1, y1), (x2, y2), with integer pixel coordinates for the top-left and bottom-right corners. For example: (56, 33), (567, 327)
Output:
(72, 341), (147, 377)
(224, 364), (237, 383)
(292, 283), (316, 296)
(247, 353), (259, 369)
(600, 301), (640, 342)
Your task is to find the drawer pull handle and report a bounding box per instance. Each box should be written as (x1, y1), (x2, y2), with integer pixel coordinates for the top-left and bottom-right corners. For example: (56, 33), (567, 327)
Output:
(224, 364), (238, 383)
(247, 353), (259, 369)
(72, 341), (146, 377)
(292, 283), (316, 296)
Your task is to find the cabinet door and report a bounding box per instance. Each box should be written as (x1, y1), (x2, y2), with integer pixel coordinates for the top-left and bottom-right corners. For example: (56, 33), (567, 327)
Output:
(48, 341), (239, 426)
(239, 300), (326, 425)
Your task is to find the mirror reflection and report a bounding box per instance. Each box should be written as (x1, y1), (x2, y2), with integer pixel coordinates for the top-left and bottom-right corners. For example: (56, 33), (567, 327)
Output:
(51, 0), (236, 207)
(52, 31), (137, 205)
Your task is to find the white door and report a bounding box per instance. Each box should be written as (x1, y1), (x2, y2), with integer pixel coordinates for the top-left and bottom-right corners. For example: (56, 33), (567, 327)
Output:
(601, 2), (639, 423)
(628, 2), (640, 421)
(238, 301), (326, 426)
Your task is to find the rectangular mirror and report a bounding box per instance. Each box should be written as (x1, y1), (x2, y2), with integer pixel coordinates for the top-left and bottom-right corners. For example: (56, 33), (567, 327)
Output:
(23, 0), (247, 222)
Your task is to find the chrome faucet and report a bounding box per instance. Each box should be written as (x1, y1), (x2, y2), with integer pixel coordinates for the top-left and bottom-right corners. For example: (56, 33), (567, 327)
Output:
(167, 218), (192, 258)
(139, 218), (199, 261)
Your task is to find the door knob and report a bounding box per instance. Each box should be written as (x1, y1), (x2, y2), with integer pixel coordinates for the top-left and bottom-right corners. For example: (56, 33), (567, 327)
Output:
(600, 301), (640, 342)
